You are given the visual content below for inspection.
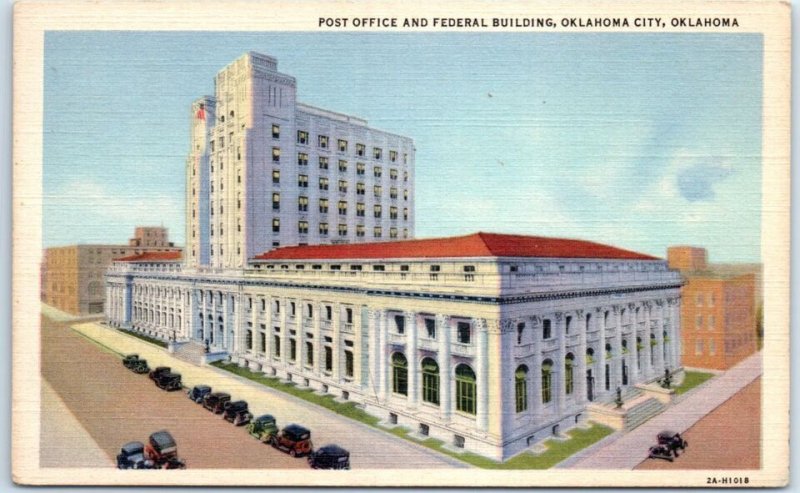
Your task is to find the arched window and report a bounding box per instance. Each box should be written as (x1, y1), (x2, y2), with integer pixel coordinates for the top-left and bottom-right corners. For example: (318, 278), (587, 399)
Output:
(585, 313), (591, 332)
(565, 353), (575, 395)
(391, 353), (408, 396)
(541, 359), (553, 404)
(421, 358), (439, 405)
(455, 364), (476, 414)
(515, 365), (529, 413)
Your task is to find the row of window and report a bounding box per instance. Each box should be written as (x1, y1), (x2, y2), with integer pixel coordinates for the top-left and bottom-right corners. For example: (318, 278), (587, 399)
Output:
(695, 314), (716, 330)
(694, 292), (717, 307)
(267, 219), (409, 238)
(291, 128), (407, 164)
(274, 194), (409, 218)
(270, 171), (409, 199)
(245, 328), (357, 378)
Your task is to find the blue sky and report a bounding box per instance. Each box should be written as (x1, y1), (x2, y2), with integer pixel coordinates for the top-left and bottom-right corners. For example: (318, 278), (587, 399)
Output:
(43, 32), (763, 262)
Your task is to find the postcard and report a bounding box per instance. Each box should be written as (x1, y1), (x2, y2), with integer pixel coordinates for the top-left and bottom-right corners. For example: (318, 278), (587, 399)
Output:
(11, 0), (790, 487)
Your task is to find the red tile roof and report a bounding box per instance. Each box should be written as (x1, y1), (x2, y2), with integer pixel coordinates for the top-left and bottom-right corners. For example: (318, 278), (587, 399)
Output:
(253, 232), (658, 261)
(114, 251), (183, 262)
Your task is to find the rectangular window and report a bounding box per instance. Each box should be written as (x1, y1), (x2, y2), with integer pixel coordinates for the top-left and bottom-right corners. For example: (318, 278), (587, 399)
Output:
(373, 147), (382, 160)
(298, 221), (309, 234)
(356, 225), (365, 237)
(325, 346), (333, 372)
(338, 180), (348, 193)
(389, 228), (398, 239)
(272, 124), (280, 139)
(319, 198), (329, 213)
(390, 187), (398, 199)
(390, 150), (397, 162)
(306, 342), (314, 366)
(696, 315), (703, 328)
(297, 153), (308, 166)
(373, 227), (382, 238)
(390, 168), (398, 180)
(338, 224), (347, 237)
(319, 156), (329, 169)
(297, 174), (308, 188)
(515, 372), (528, 413)
(403, 208), (409, 221)
(298, 196), (308, 212)
(696, 293), (703, 306)
(319, 222), (329, 235)
(374, 185), (382, 197)
(272, 218), (280, 233)
(394, 315), (405, 334)
(319, 177), (329, 190)
(356, 182), (365, 195)
(338, 139), (347, 153)
(273, 335), (281, 357)
(338, 160), (348, 172)
(404, 189), (409, 201)
(290, 339), (297, 361)
(272, 193), (280, 211)
(272, 170), (280, 184)
(356, 202), (365, 217)
(338, 200), (348, 215)
(318, 135), (328, 149)
(344, 350), (354, 378)
(425, 318), (436, 339)
(709, 339), (716, 355)
(356, 143), (365, 157)
(272, 147), (281, 163)
(373, 205), (382, 218)
(542, 319), (552, 339)
(374, 166), (383, 178)
(297, 130), (308, 144)
(695, 339), (703, 355)
(457, 322), (471, 344)
(356, 162), (365, 175)
(390, 206), (398, 219)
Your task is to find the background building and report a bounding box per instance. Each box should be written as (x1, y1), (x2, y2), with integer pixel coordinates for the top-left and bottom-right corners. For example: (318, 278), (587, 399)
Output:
(42, 227), (181, 315)
(186, 52), (416, 271)
(667, 246), (758, 370)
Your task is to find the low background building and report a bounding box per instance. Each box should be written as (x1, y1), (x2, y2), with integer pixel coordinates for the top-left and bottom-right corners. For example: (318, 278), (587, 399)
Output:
(667, 246), (759, 370)
(42, 227), (181, 315)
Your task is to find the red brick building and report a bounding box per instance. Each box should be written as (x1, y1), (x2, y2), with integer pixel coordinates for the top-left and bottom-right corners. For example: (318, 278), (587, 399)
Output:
(667, 247), (758, 370)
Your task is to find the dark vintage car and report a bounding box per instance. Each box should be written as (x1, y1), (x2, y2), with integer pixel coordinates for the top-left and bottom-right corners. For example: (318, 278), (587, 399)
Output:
(308, 444), (350, 470)
(271, 424), (313, 457)
(187, 384), (212, 403)
(148, 366), (171, 381)
(122, 354), (150, 374)
(222, 400), (253, 426)
(247, 414), (279, 443)
(143, 430), (186, 469)
(648, 430), (688, 462)
(202, 392), (231, 414)
(116, 441), (155, 469)
(154, 372), (183, 391)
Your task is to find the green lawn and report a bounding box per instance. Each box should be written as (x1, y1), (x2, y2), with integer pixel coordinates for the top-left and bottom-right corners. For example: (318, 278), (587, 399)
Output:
(212, 361), (613, 468)
(119, 329), (169, 348)
(675, 370), (714, 395)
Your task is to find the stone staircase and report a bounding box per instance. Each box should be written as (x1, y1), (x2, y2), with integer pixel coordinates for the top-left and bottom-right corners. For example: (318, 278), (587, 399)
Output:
(586, 386), (666, 431)
(172, 340), (207, 365)
(623, 396), (666, 431)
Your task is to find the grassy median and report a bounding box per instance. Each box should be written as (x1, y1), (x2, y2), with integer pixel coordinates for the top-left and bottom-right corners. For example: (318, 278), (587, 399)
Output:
(212, 360), (613, 469)
(675, 371), (715, 395)
(119, 329), (169, 348)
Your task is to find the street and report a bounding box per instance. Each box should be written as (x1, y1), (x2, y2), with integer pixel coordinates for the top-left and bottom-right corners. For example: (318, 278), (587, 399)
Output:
(40, 315), (465, 469)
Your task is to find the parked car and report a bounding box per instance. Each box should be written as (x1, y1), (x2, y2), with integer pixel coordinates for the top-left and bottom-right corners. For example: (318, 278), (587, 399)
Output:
(154, 372), (183, 391)
(648, 443), (674, 462)
(187, 384), (212, 404)
(116, 441), (155, 469)
(657, 430), (688, 456)
(271, 424), (313, 457)
(148, 366), (171, 381)
(202, 392), (231, 414)
(122, 354), (149, 374)
(247, 414), (279, 443)
(222, 400), (253, 426)
(143, 430), (186, 469)
(308, 444), (350, 469)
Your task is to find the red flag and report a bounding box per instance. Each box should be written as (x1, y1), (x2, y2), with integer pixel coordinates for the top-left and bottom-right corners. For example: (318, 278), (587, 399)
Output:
(196, 103), (206, 121)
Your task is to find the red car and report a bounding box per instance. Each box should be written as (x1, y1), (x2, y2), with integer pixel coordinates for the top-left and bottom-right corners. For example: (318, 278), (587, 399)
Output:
(271, 424), (313, 457)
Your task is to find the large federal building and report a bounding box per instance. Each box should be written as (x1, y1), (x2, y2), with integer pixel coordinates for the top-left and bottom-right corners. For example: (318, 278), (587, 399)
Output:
(106, 52), (683, 461)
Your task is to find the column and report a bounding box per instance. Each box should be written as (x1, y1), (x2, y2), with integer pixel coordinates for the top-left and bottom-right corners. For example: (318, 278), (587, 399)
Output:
(377, 310), (388, 401)
(406, 311), (418, 407)
(475, 318), (489, 432)
(279, 298), (288, 367)
(576, 310), (587, 405)
(596, 307), (607, 397)
(264, 297), (272, 364)
(530, 317), (543, 418)
(353, 305), (364, 388)
(614, 305), (623, 388)
(555, 312), (567, 414)
(332, 303), (341, 382)
(654, 303), (665, 373)
(313, 301), (323, 376)
(437, 314), (452, 421)
(644, 302), (654, 377)
(367, 308), (379, 397)
(672, 298), (682, 370)
(630, 305), (640, 381)
(297, 299), (306, 371)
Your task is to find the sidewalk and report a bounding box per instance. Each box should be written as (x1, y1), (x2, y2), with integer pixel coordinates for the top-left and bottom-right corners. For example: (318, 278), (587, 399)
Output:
(562, 351), (762, 469)
(70, 320), (468, 469)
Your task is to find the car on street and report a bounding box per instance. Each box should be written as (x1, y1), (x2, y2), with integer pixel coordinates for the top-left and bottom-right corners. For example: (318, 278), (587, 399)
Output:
(116, 441), (155, 469)
(202, 392), (231, 414)
(122, 354), (139, 369)
(222, 400), (252, 426)
(187, 384), (212, 403)
(271, 424), (313, 457)
(122, 354), (149, 374)
(308, 444), (350, 469)
(143, 430), (187, 469)
(657, 430), (688, 456)
(247, 414), (279, 443)
(148, 366), (171, 381)
(154, 372), (183, 391)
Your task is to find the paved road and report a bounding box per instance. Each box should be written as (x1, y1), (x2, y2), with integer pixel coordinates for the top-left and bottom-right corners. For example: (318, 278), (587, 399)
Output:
(564, 351), (762, 469)
(636, 378), (760, 470)
(43, 316), (465, 469)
